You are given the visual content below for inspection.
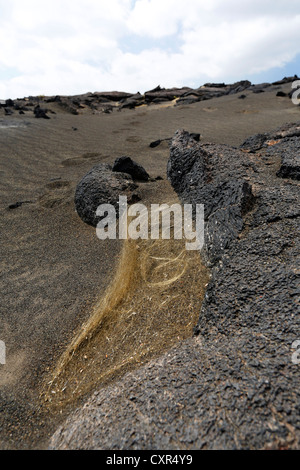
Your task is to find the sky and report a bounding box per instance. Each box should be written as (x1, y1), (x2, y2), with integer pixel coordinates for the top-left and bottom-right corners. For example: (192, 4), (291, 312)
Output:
(0, 0), (300, 99)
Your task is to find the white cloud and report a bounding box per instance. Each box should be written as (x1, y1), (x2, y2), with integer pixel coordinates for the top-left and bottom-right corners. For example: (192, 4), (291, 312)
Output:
(127, 0), (185, 38)
(126, 0), (217, 38)
(0, 0), (300, 98)
(179, 14), (300, 79)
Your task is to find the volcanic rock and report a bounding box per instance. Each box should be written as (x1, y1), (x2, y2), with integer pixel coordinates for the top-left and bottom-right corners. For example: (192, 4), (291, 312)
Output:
(145, 86), (192, 103)
(275, 140), (300, 180)
(175, 95), (202, 106)
(94, 91), (133, 102)
(249, 83), (271, 93)
(272, 75), (299, 85)
(75, 163), (139, 227)
(203, 82), (227, 88)
(5, 99), (14, 107)
(227, 80), (251, 94)
(119, 93), (145, 109)
(167, 130), (255, 264)
(113, 156), (150, 181)
(34, 105), (50, 119)
(240, 133), (268, 152)
(56, 98), (79, 115)
(149, 139), (163, 148)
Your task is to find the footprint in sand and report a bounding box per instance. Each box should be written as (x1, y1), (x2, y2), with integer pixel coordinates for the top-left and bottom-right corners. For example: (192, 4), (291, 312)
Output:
(203, 107), (218, 112)
(238, 109), (259, 114)
(45, 180), (71, 190)
(39, 180), (73, 208)
(61, 152), (102, 167)
(126, 136), (139, 143)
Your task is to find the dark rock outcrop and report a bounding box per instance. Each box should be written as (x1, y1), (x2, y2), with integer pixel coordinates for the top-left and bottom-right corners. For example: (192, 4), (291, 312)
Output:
(240, 123), (300, 153)
(145, 86), (192, 103)
(167, 130), (256, 264)
(249, 82), (271, 93)
(273, 138), (300, 180)
(119, 93), (144, 109)
(175, 81), (252, 106)
(5, 99), (14, 107)
(272, 75), (299, 85)
(227, 80), (252, 94)
(175, 87), (227, 106)
(113, 156), (150, 181)
(94, 91), (133, 102)
(3, 75), (296, 116)
(240, 133), (268, 152)
(168, 124), (300, 265)
(203, 82), (227, 88)
(277, 153), (300, 180)
(55, 97), (79, 115)
(74, 163), (139, 227)
(34, 105), (50, 119)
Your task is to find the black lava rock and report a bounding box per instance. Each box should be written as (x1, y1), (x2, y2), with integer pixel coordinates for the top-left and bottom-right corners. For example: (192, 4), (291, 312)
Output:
(113, 156), (150, 181)
(277, 148), (300, 180)
(149, 139), (162, 148)
(272, 75), (299, 85)
(34, 105), (50, 119)
(167, 130), (255, 264)
(5, 99), (14, 107)
(74, 163), (138, 227)
(240, 133), (268, 152)
(190, 133), (201, 142)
